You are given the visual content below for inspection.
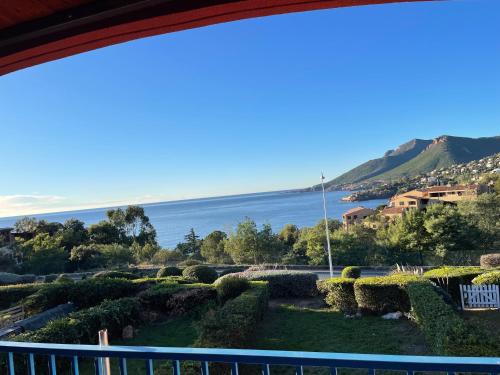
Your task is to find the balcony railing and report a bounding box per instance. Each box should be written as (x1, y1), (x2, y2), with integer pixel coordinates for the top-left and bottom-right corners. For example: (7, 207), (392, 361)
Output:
(1, 341), (499, 375)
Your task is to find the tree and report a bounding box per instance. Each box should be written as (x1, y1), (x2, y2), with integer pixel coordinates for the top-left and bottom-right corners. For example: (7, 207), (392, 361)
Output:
(225, 218), (259, 264)
(132, 242), (160, 263)
(279, 224), (300, 251)
(69, 244), (105, 270)
(152, 249), (185, 264)
(257, 223), (283, 262)
(14, 217), (38, 233)
(98, 244), (134, 267)
(200, 230), (230, 264)
(106, 206), (157, 245)
(35, 220), (63, 236)
(88, 221), (121, 244)
(59, 219), (89, 251)
(293, 219), (341, 265)
(23, 248), (67, 275)
(177, 228), (202, 259)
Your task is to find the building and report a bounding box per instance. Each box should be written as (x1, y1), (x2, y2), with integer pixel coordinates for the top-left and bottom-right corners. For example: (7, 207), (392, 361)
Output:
(420, 184), (486, 202)
(342, 206), (376, 229)
(381, 206), (407, 220)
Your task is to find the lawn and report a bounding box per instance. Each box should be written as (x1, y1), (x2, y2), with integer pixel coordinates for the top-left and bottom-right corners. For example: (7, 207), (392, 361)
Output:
(252, 304), (429, 355)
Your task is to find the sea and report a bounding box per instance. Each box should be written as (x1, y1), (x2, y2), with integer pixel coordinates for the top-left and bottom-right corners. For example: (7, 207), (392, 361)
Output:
(0, 191), (386, 248)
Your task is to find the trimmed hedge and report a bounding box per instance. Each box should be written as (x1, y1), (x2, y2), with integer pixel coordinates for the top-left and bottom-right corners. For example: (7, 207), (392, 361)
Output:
(219, 267), (245, 277)
(165, 288), (217, 316)
(23, 278), (138, 315)
(472, 271), (500, 285)
(218, 271), (318, 298)
(341, 266), (361, 279)
(480, 253), (500, 269)
(16, 298), (142, 344)
(407, 280), (499, 356)
(0, 272), (36, 286)
(0, 283), (42, 309)
(320, 278), (357, 314)
(197, 282), (269, 348)
(354, 275), (419, 315)
(182, 265), (218, 284)
(423, 267), (484, 303)
(157, 267), (182, 277)
(92, 271), (139, 280)
(215, 276), (250, 303)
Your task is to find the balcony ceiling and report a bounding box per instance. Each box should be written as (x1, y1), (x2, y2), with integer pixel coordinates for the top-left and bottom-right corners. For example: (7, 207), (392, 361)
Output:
(0, 0), (435, 76)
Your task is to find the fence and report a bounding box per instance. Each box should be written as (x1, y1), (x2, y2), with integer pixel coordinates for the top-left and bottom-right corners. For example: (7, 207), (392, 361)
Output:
(460, 284), (500, 309)
(1, 341), (500, 375)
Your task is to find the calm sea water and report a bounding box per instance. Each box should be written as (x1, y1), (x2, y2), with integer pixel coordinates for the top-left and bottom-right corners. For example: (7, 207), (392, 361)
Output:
(0, 191), (386, 248)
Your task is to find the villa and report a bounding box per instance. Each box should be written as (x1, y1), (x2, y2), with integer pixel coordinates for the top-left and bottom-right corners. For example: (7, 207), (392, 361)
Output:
(342, 207), (376, 230)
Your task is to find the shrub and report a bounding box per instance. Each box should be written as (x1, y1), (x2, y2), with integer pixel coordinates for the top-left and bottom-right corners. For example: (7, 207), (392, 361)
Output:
(341, 266), (361, 279)
(472, 271), (500, 285)
(480, 253), (500, 269)
(215, 276), (250, 303)
(178, 259), (203, 267)
(92, 270), (139, 280)
(320, 278), (357, 314)
(423, 266), (484, 303)
(182, 265), (218, 284)
(0, 272), (36, 286)
(219, 267), (244, 277)
(354, 275), (419, 315)
(218, 271), (318, 298)
(16, 298), (142, 344)
(407, 280), (499, 356)
(197, 282), (269, 348)
(165, 288), (217, 316)
(23, 278), (138, 315)
(0, 283), (42, 309)
(157, 266), (182, 277)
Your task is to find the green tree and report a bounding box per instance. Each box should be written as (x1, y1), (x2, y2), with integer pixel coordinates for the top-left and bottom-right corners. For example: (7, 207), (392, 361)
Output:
(106, 206), (157, 245)
(88, 221), (121, 244)
(24, 248), (67, 275)
(132, 242), (160, 263)
(177, 228), (202, 259)
(69, 244), (105, 270)
(98, 244), (134, 267)
(201, 230), (230, 264)
(59, 219), (89, 251)
(14, 217), (38, 233)
(293, 219), (341, 265)
(257, 223), (283, 262)
(225, 218), (260, 264)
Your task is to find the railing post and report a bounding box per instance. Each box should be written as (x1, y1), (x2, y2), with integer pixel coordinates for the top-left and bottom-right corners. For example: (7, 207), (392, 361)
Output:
(172, 360), (181, 375)
(262, 363), (270, 375)
(146, 359), (154, 375)
(119, 358), (128, 375)
(72, 355), (79, 375)
(28, 353), (36, 375)
(7, 352), (15, 375)
(49, 354), (57, 375)
(231, 362), (239, 375)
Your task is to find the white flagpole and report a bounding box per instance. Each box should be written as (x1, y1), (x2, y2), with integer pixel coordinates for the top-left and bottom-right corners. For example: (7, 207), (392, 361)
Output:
(321, 173), (334, 278)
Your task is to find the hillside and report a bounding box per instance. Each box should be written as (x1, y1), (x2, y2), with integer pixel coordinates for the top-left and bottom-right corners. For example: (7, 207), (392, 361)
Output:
(317, 135), (500, 190)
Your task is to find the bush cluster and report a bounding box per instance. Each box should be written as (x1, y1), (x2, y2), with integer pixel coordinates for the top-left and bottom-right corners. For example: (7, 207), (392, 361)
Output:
(0, 283), (42, 309)
(407, 280), (499, 356)
(23, 278), (138, 315)
(0, 272), (36, 286)
(215, 276), (250, 303)
(16, 298), (141, 344)
(341, 266), (361, 279)
(157, 266), (182, 277)
(472, 270), (500, 285)
(197, 282), (269, 348)
(354, 275), (419, 315)
(218, 271), (317, 298)
(92, 270), (138, 280)
(319, 278), (357, 314)
(423, 267), (484, 303)
(182, 265), (218, 284)
(480, 253), (500, 269)
(165, 288), (217, 316)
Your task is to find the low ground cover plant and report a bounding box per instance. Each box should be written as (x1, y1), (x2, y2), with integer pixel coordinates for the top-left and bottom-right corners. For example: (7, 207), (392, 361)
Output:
(157, 266), (182, 277)
(472, 270), (500, 285)
(407, 280), (499, 356)
(423, 266), (484, 302)
(354, 275), (419, 315)
(0, 283), (42, 309)
(197, 281), (269, 348)
(182, 265), (218, 284)
(480, 253), (500, 269)
(341, 266), (361, 279)
(217, 270), (317, 298)
(319, 278), (357, 314)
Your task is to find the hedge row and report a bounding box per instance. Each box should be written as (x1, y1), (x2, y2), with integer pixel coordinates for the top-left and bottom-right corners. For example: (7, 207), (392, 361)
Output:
(472, 270), (500, 285)
(407, 280), (499, 356)
(0, 283), (42, 310)
(318, 278), (357, 314)
(23, 278), (140, 315)
(217, 271), (317, 298)
(16, 298), (141, 344)
(197, 282), (269, 348)
(423, 266), (484, 303)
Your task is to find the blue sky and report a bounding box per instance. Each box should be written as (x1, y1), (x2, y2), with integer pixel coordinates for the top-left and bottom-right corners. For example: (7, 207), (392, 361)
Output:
(1, 0), (499, 217)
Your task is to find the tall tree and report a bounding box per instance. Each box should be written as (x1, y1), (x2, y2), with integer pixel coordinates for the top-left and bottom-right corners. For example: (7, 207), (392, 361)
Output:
(201, 230), (230, 264)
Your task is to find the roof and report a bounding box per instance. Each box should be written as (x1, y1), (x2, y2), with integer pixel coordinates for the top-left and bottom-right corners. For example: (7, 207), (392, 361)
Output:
(382, 207), (406, 215)
(422, 184), (477, 192)
(343, 206), (375, 216)
(0, 0), (433, 76)
(402, 195), (425, 200)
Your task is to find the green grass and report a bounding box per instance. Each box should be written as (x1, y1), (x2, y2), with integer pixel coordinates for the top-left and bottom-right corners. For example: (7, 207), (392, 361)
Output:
(251, 305), (429, 355)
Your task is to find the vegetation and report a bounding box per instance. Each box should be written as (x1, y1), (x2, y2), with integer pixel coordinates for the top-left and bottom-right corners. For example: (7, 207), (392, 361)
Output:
(318, 278), (357, 314)
(472, 271), (500, 285)
(423, 266), (484, 302)
(341, 266), (361, 279)
(480, 253), (500, 269)
(157, 266), (182, 277)
(92, 270), (138, 279)
(0, 283), (42, 309)
(215, 276), (249, 303)
(182, 265), (218, 284)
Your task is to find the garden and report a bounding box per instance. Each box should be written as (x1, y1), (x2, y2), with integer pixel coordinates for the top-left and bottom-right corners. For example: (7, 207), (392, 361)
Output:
(0, 258), (499, 374)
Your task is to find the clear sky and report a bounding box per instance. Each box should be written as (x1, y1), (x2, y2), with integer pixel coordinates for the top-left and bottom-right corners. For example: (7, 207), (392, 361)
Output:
(1, 0), (499, 217)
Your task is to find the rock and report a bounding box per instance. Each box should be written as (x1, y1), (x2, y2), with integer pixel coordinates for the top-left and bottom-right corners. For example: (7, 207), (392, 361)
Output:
(381, 311), (402, 320)
(122, 325), (134, 339)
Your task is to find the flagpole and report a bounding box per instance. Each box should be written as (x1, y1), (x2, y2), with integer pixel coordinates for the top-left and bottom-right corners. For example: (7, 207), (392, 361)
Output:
(321, 173), (334, 278)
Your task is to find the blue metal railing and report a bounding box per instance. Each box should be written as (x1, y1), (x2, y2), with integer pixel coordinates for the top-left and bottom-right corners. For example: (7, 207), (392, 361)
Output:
(1, 341), (499, 375)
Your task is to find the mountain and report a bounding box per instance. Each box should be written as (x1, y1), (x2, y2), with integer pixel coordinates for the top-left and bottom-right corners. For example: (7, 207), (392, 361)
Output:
(318, 135), (500, 190)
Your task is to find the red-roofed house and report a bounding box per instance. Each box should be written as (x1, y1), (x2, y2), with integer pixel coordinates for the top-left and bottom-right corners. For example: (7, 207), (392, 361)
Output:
(342, 206), (376, 229)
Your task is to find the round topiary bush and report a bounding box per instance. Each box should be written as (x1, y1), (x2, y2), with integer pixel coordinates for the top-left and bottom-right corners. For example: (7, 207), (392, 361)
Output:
(480, 254), (500, 270)
(92, 270), (138, 280)
(182, 265), (218, 284)
(341, 266), (361, 279)
(472, 271), (500, 285)
(157, 266), (182, 277)
(215, 275), (250, 303)
(321, 278), (357, 314)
